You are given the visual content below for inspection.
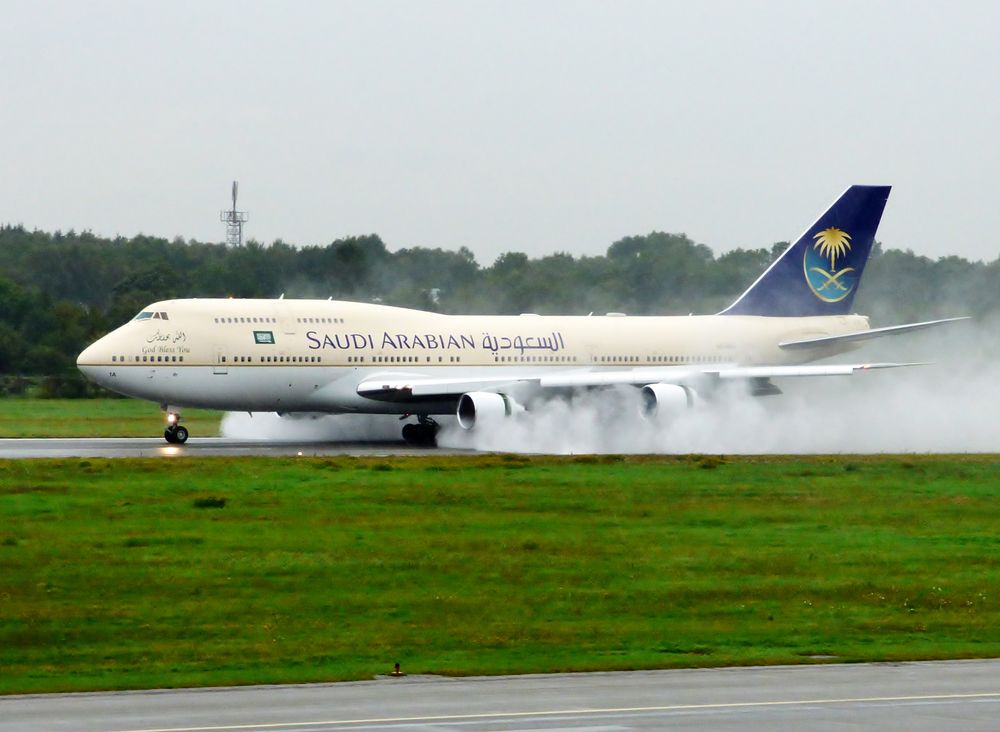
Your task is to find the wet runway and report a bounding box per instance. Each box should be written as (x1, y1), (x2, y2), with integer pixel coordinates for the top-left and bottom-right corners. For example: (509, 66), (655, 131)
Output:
(1, 660), (999, 731)
(0, 438), (472, 459)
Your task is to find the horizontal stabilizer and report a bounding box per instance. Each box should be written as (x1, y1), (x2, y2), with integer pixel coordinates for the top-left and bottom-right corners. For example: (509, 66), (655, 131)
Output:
(778, 317), (970, 350)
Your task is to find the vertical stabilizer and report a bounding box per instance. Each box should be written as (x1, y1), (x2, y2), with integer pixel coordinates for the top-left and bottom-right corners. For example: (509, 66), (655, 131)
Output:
(720, 185), (890, 316)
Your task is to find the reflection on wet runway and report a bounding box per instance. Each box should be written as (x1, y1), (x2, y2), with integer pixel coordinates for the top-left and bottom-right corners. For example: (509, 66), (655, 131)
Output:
(0, 437), (472, 459)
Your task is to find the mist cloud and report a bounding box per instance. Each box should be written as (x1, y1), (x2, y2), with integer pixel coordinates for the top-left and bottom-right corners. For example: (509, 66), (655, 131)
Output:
(221, 411), (403, 443)
(221, 320), (998, 454)
(441, 320), (998, 454)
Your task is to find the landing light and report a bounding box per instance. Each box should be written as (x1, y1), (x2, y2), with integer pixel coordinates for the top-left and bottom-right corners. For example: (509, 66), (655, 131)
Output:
(166, 413), (178, 425)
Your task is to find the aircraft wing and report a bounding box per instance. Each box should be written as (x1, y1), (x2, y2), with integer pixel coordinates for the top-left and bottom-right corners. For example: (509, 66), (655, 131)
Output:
(535, 362), (925, 388)
(356, 362), (924, 401)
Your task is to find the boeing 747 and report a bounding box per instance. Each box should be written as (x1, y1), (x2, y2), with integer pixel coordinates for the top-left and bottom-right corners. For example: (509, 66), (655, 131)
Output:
(77, 185), (965, 446)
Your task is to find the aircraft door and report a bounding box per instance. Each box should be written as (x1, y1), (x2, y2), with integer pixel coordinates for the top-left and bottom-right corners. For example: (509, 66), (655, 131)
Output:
(214, 348), (228, 375)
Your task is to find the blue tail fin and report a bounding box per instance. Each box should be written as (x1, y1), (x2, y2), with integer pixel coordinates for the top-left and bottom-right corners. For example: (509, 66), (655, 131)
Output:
(720, 185), (891, 316)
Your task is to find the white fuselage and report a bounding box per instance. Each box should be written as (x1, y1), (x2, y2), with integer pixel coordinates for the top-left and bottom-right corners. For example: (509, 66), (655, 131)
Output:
(77, 298), (869, 414)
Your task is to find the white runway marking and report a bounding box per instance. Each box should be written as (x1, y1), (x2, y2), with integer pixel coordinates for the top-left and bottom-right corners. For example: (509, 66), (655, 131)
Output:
(109, 691), (1000, 732)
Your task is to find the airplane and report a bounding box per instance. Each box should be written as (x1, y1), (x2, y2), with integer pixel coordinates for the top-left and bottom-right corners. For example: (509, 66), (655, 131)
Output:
(77, 185), (966, 446)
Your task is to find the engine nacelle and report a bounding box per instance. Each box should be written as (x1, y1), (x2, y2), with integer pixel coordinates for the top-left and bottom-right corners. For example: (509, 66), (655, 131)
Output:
(640, 383), (697, 419)
(456, 391), (517, 430)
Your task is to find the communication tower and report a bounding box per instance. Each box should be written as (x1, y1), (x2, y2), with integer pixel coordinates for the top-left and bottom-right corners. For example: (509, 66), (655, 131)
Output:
(220, 180), (248, 246)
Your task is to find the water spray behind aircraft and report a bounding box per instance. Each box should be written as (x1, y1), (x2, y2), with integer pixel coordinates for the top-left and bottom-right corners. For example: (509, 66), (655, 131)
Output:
(222, 319), (999, 453)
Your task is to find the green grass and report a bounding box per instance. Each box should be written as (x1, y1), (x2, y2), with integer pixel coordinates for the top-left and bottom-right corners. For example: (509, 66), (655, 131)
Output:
(1, 454), (999, 694)
(0, 399), (222, 438)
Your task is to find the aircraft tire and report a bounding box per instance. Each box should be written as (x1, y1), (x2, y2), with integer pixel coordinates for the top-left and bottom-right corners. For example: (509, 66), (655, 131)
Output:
(173, 426), (189, 444)
(401, 422), (437, 447)
(401, 423), (417, 443)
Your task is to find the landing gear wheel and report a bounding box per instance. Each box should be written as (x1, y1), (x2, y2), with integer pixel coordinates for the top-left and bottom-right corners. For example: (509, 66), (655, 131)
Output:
(401, 420), (438, 447)
(164, 425), (189, 444)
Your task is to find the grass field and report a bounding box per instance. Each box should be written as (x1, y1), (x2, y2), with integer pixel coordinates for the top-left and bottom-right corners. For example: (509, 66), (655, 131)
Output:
(1, 454), (999, 694)
(0, 399), (222, 438)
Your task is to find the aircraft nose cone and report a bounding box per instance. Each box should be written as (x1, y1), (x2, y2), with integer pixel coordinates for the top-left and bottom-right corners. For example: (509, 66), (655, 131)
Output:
(77, 336), (112, 385)
(77, 341), (101, 368)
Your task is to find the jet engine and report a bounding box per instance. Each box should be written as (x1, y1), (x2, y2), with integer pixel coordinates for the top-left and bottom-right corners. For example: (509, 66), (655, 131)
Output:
(456, 391), (518, 430)
(640, 383), (697, 419)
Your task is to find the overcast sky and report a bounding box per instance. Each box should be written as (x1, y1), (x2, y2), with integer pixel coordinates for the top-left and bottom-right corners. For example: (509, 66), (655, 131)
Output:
(2, 0), (997, 264)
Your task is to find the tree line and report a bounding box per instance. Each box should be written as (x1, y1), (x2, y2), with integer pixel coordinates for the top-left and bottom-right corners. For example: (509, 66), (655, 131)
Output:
(0, 224), (996, 391)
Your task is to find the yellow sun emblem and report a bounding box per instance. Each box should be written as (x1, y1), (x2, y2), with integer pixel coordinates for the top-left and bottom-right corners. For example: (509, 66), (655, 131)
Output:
(812, 227), (852, 271)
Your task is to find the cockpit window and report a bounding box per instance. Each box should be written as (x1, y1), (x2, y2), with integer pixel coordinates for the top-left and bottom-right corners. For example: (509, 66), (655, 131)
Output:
(133, 311), (169, 321)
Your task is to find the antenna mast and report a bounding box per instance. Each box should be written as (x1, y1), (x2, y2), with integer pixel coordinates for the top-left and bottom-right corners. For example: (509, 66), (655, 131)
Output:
(220, 180), (248, 246)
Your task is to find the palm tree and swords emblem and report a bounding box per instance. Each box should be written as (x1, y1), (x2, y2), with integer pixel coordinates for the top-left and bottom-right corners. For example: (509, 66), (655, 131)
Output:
(804, 227), (856, 302)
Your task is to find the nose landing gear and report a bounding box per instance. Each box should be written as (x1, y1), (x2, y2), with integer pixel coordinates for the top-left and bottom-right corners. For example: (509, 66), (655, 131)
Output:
(164, 412), (189, 444)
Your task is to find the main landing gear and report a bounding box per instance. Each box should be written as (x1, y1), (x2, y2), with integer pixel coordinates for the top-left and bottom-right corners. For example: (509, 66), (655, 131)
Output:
(401, 415), (438, 447)
(164, 412), (189, 444)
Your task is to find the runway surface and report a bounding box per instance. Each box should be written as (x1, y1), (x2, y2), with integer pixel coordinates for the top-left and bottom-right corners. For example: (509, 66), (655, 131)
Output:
(0, 438), (472, 459)
(2, 660), (999, 731)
